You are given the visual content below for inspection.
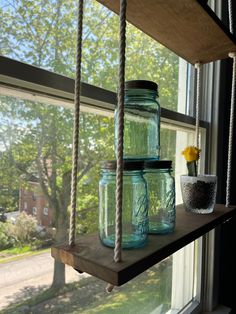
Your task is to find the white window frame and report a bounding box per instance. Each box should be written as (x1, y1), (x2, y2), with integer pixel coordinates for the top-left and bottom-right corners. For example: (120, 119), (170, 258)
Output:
(43, 207), (49, 216)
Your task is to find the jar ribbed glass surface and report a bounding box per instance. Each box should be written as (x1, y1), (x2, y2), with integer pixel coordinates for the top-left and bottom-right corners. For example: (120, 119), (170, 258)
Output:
(144, 160), (175, 234)
(115, 80), (160, 160)
(99, 161), (148, 249)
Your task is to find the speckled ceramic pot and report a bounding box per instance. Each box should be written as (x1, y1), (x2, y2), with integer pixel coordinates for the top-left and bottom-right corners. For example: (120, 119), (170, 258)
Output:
(180, 175), (217, 214)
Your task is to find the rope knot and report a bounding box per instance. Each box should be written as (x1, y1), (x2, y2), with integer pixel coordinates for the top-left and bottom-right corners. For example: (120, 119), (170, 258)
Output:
(229, 52), (236, 59)
(194, 62), (201, 69)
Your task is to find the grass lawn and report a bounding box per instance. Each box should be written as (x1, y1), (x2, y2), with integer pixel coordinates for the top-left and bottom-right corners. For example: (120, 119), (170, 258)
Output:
(0, 246), (50, 263)
(2, 258), (172, 314)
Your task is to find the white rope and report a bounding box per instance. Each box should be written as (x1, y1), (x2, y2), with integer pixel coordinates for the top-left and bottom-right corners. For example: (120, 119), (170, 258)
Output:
(69, 0), (84, 246)
(226, 0), (235, 207)
(228, 0), (233, 34)
(194, 62), (201, 150)
(114, 0), (127, 263)
(226, 52), (236, 207)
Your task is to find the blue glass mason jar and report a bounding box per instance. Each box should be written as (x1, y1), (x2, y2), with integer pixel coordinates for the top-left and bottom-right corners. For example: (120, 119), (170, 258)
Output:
(115, 80), (160, 160)
(144, 160), (175, 234)
(99, 160), (148, 249)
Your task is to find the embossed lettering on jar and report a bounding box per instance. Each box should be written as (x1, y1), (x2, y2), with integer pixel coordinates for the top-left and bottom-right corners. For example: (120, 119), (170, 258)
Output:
(99, 160), (149, 249)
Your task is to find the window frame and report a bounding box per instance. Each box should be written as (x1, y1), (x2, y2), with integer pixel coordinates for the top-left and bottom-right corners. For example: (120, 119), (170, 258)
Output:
(0, 55), (216, 313)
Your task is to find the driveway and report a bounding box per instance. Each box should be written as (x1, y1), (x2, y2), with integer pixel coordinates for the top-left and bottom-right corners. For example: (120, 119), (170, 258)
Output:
(0, 252), (83, 310)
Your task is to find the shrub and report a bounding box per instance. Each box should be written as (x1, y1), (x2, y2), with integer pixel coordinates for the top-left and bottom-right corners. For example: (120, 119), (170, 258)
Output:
(14, 212), (37, 245)
(0, 222), (16, 250)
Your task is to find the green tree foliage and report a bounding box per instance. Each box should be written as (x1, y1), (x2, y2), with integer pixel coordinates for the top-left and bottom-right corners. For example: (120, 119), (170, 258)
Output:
(0, 0), (178, 109)
(0, 0), (179, 288)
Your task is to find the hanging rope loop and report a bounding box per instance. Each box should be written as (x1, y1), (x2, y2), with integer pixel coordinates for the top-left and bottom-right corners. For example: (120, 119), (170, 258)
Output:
(114, 0), (127, 263)
(194, 62), (202, 151)
(69, 0), (84, 246)
(226, 52), (236, 207)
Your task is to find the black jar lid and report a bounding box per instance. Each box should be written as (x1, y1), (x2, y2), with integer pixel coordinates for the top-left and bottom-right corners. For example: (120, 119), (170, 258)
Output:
(144, 160), (172, 169)
(101, 160), (145, 171)
(125, 80), (158, 94)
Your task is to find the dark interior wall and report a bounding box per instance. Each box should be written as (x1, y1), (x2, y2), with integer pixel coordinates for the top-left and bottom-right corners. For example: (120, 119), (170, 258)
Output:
(218, 0), (236, 311)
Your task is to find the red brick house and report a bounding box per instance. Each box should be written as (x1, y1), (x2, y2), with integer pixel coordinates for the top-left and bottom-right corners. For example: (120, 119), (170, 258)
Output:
(19, 179), (53, 227)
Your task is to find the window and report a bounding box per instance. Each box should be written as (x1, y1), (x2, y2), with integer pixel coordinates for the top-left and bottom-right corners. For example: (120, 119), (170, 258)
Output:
(32, 193), (36, 201)
(0, 0), (179, 112)
(0, 0), (218, 313)
(0, 85), (207, 313)
(43, 207), (49, 216)
(24, 201), (27, 210)
(32, 207), (37, 215)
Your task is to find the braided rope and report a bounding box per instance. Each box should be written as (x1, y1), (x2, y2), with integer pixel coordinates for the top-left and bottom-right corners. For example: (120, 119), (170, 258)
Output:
(226, 0), (235, 207)
(114, 0), (127, 263)
(226, 52), (236, 207)
(69, 0), (84, 246)
(228, 0), (233, 34)
(194, 62), (201, 151)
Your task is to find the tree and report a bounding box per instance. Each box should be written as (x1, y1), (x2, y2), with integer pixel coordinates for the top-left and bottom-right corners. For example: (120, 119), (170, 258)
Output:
(0, 0), (179, 288)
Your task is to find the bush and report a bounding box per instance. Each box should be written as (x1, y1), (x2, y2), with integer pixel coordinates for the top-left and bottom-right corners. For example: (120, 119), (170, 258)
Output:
(0, 222), (16, 250)
(14, 212), (37, 245)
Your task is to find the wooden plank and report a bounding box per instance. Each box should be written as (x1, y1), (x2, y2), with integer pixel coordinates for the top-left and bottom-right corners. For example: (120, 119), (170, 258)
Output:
(96, 0), (236, 64)
(51, 204), (236, 286)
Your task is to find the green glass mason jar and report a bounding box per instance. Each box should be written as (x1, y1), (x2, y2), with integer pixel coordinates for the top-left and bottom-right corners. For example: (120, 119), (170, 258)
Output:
(99, 160), (148, 249)
(115, 80), (160, 160)
(144, 160), (175, 234)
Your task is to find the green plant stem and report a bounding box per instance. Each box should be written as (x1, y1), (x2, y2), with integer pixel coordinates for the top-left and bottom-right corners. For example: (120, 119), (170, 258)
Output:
(187, 161), (197, 176)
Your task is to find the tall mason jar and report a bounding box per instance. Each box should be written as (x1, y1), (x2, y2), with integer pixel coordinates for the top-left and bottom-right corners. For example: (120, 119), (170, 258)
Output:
(144, 160), (175, 234)
(115, 80), (160, 160)
(99, 160), (148, 249)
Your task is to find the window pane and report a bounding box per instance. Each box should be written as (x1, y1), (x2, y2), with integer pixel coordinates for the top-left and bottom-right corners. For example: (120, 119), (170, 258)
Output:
(0, 92), (205, 313)
(0, 0), (180, 111)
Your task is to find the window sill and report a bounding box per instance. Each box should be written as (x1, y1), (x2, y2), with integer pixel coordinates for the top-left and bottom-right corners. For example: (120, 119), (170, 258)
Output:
(51, 204), (236, 286)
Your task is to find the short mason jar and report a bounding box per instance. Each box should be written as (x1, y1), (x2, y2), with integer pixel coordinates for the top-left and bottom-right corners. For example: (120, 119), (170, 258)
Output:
(99, 160), (148, 249)
(144, 160), (175, 234)
(115, 80), (160, 160)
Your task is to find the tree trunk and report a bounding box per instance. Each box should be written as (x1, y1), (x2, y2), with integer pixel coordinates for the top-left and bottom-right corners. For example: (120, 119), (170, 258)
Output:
(51, 208), (68, 289)
(52, 260), (65, 289)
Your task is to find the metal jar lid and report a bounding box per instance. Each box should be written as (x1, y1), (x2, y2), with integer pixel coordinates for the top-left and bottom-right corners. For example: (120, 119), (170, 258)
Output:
(101, 160), (145, 171)
(125, 80), (158, 94)
(144, 160), (172, 169)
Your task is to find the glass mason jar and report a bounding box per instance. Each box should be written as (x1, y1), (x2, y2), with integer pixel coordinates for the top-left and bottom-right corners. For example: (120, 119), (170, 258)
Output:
(144, 160), (175, 234)
(99, 160), (148, 249)
(115, 80), (160, 160)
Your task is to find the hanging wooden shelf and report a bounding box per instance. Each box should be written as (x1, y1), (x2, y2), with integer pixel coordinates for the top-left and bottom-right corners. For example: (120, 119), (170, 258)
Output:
(51, 204), (236, 286)
(96, 0), (236, 64)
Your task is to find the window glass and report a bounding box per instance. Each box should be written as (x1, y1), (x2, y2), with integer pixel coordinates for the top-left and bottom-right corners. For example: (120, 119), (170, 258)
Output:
(0, 93), (203, 312)
(43, 208), (49, 216)
(32, 207), (37, 215)
(0, 0), (179, 111)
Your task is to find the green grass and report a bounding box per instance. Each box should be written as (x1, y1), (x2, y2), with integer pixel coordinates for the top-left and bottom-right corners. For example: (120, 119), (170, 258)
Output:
(1, 258), (172, 314)
(1, 281), (83, 314)
(77, 265), (172, 314)
(0, 247), (50, 264)
(0, 245), (31, 256)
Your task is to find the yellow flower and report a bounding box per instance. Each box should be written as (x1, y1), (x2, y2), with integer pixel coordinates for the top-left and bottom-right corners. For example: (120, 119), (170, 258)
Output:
(182, 146), (201, 162)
